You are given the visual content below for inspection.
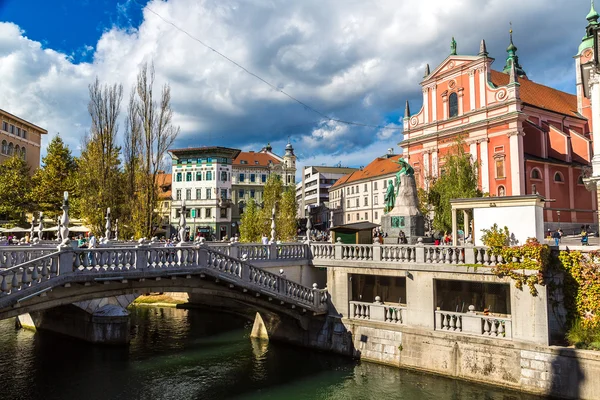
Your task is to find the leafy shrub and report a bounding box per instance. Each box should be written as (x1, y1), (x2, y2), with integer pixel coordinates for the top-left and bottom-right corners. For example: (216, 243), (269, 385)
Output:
(480, 223), (509, 252)
(566, 319), (600, 349)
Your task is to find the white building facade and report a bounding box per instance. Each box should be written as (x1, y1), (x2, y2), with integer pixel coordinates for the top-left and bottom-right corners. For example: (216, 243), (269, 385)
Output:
(169, 147), (241, 240)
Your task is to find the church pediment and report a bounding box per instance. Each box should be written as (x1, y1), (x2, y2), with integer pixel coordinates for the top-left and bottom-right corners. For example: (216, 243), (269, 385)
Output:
(424, 56), (482, 82)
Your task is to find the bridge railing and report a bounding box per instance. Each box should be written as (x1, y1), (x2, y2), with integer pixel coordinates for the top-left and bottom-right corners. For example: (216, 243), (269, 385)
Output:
(309, 242), (498, 266)
(0, 248), (58, 269)
(0, 245), (328, 313)
(0, 252), (60, 296)
(349, 300), (405, 324)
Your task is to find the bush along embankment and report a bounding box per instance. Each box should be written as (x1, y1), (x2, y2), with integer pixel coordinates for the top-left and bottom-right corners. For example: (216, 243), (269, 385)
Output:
(481, 224), (600, 349)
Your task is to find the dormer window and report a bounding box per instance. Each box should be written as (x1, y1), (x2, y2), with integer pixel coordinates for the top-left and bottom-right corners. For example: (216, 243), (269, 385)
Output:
(255, 161), (259, 165)
(240, 160), (248, 164)
(449, 92), (458, 118)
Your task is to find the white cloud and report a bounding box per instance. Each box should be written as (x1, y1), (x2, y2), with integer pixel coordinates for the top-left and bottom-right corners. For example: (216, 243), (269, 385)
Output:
(0, 0), (591, 170)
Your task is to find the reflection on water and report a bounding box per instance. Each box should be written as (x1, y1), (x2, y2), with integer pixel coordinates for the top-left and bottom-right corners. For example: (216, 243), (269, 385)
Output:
(0, 306), (543, 400)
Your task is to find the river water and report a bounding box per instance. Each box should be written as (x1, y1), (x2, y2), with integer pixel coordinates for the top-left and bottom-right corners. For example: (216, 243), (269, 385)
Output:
(0, 306), (543, 400)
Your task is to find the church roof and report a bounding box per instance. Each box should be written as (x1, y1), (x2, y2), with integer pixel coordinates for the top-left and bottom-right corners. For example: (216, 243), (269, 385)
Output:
(233, 151), (281, 167)
(490, 70), (583, 119)
(330, 155), (404, 189)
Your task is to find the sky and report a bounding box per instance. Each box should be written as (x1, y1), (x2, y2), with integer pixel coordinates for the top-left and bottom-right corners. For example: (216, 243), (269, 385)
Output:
(0, 0), (595, 173)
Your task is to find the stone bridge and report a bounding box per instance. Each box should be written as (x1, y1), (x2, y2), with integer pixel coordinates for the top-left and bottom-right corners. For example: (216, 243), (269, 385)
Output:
(0, 244), (327, 322)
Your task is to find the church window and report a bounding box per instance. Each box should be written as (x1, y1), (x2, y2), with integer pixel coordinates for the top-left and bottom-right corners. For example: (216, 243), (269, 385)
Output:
(554, 172), (564, 183)
(530, 168), (542, 180)
(448, 92), (458, 118)
(495, 158), (505, 179)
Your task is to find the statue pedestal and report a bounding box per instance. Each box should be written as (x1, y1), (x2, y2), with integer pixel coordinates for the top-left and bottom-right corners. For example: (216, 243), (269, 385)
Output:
(380, 175), (424, 244)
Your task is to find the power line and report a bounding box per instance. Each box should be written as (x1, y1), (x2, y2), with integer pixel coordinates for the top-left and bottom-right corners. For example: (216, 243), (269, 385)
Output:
(131, 0), (403, 131)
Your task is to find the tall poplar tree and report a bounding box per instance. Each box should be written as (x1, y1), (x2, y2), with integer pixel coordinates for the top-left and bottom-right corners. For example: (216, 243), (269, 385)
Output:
(126, 63), (179, 238)
(239, 198), (261, 242)
(78, 78), (124, 235)
(30, 134), (77, 218)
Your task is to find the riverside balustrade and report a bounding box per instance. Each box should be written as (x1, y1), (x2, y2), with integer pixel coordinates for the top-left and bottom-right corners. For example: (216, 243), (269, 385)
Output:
(0, 245), (328, 315)
(349, 300), (406, 324)
(435, 310), (512, 339)
(310, 242), (498, 266)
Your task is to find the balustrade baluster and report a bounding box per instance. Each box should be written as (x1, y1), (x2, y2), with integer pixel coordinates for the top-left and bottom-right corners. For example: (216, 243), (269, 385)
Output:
(31, 264), (39, 281)
(11, 272), (18, 290)
(498, 321), (505, 336)
(483, 319), (491, 335)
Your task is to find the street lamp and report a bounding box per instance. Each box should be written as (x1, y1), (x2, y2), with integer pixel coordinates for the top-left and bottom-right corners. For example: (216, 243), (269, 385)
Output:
(557, 210), (561, 231)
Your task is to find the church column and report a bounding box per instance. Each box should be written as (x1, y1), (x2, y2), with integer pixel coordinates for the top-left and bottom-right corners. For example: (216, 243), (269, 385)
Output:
(508, 130), (525, 195)
(478, 67), (487, 108)
(442, 92), (448, 120)
(479, 139), (490, 193)
(423, 88), (429, 123)
(431, 86), (437, 122)
(431, 150), (439, 178)
(469, 70), (476, 111)
(591, 75), (600, 176)
(458, 88), (464, 116)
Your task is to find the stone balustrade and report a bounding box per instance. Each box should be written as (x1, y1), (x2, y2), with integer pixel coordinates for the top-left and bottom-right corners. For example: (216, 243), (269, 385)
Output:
(0, 248), (58, 269)
(0, 244), (328, 314)
(310, 242), (497, 266)
(435, 310), (512, 339)
(349, 300), (406, 324)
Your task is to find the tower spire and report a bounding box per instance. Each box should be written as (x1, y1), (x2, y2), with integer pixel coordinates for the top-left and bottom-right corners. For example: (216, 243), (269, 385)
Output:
(587, 0), (599, 24)
(479, 39), (488, 57)
(503, 23), (526, 78)
(404, 100), (411, 118)
(579, 0), (599, 54)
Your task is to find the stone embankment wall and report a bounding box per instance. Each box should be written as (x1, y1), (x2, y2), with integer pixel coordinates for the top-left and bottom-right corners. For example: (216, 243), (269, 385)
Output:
(335, 319), (600, 400)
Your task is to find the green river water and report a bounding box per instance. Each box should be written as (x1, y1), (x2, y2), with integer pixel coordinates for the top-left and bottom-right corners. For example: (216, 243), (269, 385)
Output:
(0, 306), (545, 400)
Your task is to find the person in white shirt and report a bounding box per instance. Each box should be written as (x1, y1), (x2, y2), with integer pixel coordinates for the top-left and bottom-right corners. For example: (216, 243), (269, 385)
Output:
(261, 234), (268, 245)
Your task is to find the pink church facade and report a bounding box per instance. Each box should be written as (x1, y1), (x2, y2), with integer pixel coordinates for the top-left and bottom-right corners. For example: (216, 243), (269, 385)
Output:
(400, 14), (600, 231)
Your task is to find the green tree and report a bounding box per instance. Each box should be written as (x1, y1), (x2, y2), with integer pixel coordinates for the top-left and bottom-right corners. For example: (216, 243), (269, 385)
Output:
(0, 155), (33, 222)
(239, 197), (261, 242)
(428, 140), (481, 232)
(277, 186), (297, 241)
(259, 175), (284, 237)
(30, 134), (77, 219)
(78, 78), (124, 235)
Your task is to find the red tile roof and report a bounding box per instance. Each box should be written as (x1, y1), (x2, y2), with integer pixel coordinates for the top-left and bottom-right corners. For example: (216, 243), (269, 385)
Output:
(490, 70), (582, 119)
(331, 155), (404, 188)
(233, 151), (281, 167)
(156, 172), (172, 200)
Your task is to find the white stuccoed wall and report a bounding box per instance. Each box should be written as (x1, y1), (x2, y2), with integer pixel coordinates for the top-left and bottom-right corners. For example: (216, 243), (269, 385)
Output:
(474, 205), (544, 246)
